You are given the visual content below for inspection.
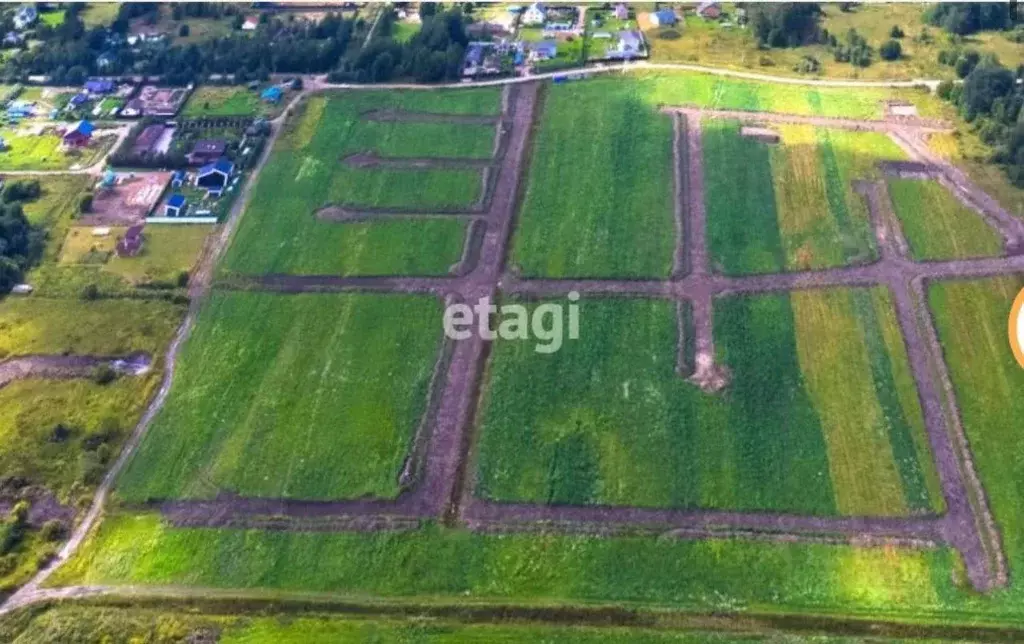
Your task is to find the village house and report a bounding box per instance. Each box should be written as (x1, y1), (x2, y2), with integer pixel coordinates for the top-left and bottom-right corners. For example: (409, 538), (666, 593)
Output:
(521, 3), (546, 26)
(85, 79), (115, 95)
(164, 194), (188, 217)
(650, 8), (678, 27)
(696, 1), (722, 20)
(196, 158), (234, 196)
(615, 30), (644, 57)
(242, 15), (260, 31)
(13, 5), (37, 30)
(63, 120), (95, 147)
(529, 40), (557, 62)
(187, 139), (227, 165)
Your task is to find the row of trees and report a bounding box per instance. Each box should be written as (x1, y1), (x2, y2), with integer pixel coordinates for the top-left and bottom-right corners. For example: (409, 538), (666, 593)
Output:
(938, 60), (1024, 187)
(0, 181), (44, 294)
(329, 8), (470, 84)
(926, 3), (1020, 36)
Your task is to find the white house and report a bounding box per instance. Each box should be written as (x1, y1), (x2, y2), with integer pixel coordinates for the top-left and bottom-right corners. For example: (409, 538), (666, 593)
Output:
(521, 3), (546, 27)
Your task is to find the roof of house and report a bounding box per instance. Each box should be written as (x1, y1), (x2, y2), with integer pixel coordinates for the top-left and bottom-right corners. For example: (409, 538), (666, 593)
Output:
(69, 93), (89, 105)
(133, 124), (165, 149)
(697, 1), (721, 16)
(619, 30), (642, 48)
(190, 139), (227, 155)
(532, 40), (557, 55)
(85, 79), (115, 93)
(199, 158), (235, 177)
(66, 120), (95, 137)
(260, 86), (282, 100)
(653, 9), (677, 24)
(167, 194), (187, 209)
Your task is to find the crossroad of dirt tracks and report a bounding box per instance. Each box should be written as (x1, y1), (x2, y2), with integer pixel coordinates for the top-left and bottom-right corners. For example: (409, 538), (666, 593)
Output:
(7, 81), (1021, 612)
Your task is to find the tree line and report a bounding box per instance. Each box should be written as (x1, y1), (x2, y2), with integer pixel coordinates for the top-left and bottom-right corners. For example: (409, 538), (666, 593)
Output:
(0, 181), (45, 295)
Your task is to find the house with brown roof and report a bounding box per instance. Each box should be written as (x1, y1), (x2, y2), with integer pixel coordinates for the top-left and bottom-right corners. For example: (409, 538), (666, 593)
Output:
(187, 139), (227, 165)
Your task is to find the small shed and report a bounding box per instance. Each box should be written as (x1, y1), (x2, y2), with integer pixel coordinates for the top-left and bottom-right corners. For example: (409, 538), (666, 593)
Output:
(63, 120), (95, 147)
(650, 9), (677, 26)
(171, 169), (186, 187)
(165, 194), (188, 217)
(116, 224), (144, 258)
(260, 86), (283, 103)
(697, 2), (722, 20)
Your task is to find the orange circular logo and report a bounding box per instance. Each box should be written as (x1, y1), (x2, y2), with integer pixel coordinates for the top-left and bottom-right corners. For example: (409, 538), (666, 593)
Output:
(1010, 288), (1024, 368)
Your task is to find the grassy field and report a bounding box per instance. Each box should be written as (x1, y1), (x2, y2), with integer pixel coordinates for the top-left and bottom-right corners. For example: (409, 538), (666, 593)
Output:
(0, 129), (106, 172)
(645, 4), (1023, 82)
(473, 293), (938, 515)
(927, 131), (1024, 222)
(220, 89), (501, 276)
(888, 179), (1004, 260)
(181, 86), (283, 118)
(705, 121), (908, 275)
(80, 3), (121, 29)
(510, 80), (675, 278)
(929, 276), (1024, 604)
(117, 292), (444, 502)
(0, 297), (184, 361)
(50, 512), (954, 617)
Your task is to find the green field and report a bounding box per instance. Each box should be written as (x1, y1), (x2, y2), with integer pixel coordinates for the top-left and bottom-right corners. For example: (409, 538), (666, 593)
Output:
(117, 292), (444, 502)
(510, 80), (675, 278)
(0, 129), (104, 172)
(705, 121), (907, 274)
(2, 605), (940, 643)
(888, 179), (1004, 260)
(473, 293), (938, 515)
(929, 276), (1024, 603)
(0, 297), (184, 361)
(221, 89), (501, 276)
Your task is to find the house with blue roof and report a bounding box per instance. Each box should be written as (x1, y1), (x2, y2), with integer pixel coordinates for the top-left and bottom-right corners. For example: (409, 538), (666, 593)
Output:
(63, 120), (95, 147)
(528, 40), (558, 62)
(196, 158), (234, 195)
(650, 8), (677, 26)
(260, 86), (283, 103)
(6, 101), (34, 120)
(85, 79), (115, 95)
(68, 92), (89, 109)
(165, 194), (188, 217)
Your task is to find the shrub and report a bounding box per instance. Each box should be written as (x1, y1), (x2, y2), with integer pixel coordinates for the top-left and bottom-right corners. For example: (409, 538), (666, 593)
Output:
(48, 423), (73, 443)
(937, 79), (956, 99)
(80, 284), (100, 300)
(39, 519), (66, 542)
(79, 193), (93, 213)
(880, 39), (903, 60)
(92, 363), (117, 385)
(793, 55), (821, 73)
(658, 29), (680, 40)
(890, 24), (904, 38)
(179, 23), (190, 37)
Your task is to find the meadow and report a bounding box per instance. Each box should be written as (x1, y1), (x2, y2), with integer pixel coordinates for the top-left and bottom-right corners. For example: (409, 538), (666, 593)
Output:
(116, 291), (445, 502)
(645, 4), (1023, 83)
(220, 89), (501, 276)
(888, 179), (1004, 260)
(510, 80), (675, 279)
(473, 293), (938, 515)
(704, 121), (907, 275)
(0, 297), (184, 360)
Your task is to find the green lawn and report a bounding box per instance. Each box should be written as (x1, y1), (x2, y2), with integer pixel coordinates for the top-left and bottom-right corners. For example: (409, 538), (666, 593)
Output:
(474, 292), (938, 515)
(116, 292), (445, 502)
(888, 179), (1004, 260)
(181, 86), (280, 118)
(80, 3), (121, 29)
(0, 297), (184, 361)
(39, 10), (66, 27)
(221, 90), (502, 276)
(510, 79), (675, 278)
(705, 121), (908, 275)
(0, 128), (106, 172)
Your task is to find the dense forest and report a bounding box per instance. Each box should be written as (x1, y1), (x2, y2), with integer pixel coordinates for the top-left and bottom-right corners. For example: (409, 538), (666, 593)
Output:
(0, 2), (469, 85)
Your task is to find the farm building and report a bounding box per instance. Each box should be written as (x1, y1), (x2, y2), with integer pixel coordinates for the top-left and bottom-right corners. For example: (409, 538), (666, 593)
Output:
(196, 158), (234, 195)
(650, 9), (677, 26)
(529, 40), (558, 62)
(613, 3), (629, 20)
(132, 124), (166, 156)
(63, 120), (95, 147)
(164, 194), (188, 217)
(697, 1), (722, 19)
(13, 5), (37, 30)
(260, 86), (283, 103)
(187, 139), (227, 165)
(85, 79), (115, 95)
(115, 224), (144, 258)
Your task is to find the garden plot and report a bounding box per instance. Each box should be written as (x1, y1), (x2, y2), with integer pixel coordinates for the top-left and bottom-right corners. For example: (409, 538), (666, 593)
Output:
(888, 179), (1004, 261)
(221, 89), (502, 276)
(510, 80), (675, 279)
(116, 292), (446, 502)
(472, 293), (940, 515)
(704, 120), (907, 275)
